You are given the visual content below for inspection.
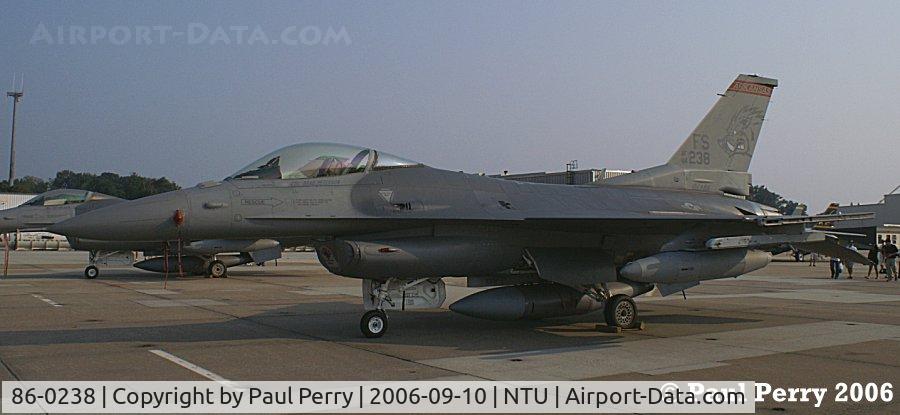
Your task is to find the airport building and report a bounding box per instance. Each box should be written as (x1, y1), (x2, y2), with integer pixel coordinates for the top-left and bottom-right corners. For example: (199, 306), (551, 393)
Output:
(490, 168), (632, 185)
(836, 192), (900, 246)
(0, 192), (36, 210)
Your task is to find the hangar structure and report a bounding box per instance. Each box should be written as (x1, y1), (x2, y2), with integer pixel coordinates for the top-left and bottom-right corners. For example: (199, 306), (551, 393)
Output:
(836, 191), (900, 245)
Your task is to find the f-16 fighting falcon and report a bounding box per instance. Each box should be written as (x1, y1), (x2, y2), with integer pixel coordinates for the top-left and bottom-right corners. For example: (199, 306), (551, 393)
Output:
(1, 189), (283, 279)
(50, 74), (872, 338)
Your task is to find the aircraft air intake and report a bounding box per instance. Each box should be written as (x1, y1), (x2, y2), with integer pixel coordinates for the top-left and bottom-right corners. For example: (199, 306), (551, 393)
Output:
(316, 237), (524, 280)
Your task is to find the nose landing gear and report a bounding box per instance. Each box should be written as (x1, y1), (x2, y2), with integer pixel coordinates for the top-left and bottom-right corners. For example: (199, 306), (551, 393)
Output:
(84, 265), (99, 279)
(358, 278), (446, 338)
(360, 310), (388, 338)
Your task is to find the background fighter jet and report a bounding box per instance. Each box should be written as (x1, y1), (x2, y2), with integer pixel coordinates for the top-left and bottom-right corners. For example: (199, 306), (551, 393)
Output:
(0, 189), (122, 234)
(1, 189), (284, 279)
(51, 75), (872, 338)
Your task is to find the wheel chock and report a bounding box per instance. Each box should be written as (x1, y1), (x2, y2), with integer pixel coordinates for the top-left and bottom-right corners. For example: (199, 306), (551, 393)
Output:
(594, 325), (621, 333)
(627, 321), (646, 331)
(594, 321), (645, 333)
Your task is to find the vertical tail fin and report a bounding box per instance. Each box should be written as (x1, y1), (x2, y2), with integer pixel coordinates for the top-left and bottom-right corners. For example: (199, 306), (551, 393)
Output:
(600, 74), (778, 196)
(668, 74), (777, 172)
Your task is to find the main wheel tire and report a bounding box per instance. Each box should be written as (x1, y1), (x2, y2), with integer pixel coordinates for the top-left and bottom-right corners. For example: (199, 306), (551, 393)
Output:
(84, 265), (99, 279)
(604, 295), (638, 329)
(207, 260), (227, 278)
(360, 310), (388, 338)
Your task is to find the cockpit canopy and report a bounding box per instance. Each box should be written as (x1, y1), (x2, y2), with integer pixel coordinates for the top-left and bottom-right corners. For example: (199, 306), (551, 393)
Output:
(227, 142), (422, 180)
(23, 189), (115, 207)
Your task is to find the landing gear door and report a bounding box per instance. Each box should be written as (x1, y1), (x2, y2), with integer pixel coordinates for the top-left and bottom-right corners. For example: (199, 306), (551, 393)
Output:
(363, 279), (447, 311)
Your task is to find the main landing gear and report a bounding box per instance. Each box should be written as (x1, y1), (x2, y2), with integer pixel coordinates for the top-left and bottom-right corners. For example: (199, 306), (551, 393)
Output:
(206, 259), (227, 278)
(589, 284), (641, 330)
(604, 294), (639, 329)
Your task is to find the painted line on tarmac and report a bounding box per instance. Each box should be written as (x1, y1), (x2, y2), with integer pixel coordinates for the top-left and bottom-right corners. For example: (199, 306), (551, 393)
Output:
(30, 294), (62, 307)
(149, 349), (241, 388)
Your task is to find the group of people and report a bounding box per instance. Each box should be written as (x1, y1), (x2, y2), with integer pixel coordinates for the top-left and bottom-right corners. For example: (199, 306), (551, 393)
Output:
(805, 239), (899, 281)
(866, 239), (899, 281)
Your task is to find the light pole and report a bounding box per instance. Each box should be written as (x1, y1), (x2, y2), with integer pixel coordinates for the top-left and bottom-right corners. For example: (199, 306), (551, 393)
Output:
(6, 87), (23, 186)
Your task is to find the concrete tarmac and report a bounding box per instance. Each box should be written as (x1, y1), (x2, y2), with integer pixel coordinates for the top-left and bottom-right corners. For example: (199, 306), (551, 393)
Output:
(0, 251), (898, 413)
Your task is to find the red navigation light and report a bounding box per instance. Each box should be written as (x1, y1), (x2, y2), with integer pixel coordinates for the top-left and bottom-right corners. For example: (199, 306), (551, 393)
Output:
(173, 209), (185, 226)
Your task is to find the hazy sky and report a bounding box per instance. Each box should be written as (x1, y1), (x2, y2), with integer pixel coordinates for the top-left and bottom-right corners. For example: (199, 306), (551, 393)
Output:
(1, 1), (899, 209)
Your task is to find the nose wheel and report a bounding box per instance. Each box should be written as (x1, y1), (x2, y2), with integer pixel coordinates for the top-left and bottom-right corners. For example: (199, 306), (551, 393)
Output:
(360, 310), (388, 338)
(84, 265), (99, 279)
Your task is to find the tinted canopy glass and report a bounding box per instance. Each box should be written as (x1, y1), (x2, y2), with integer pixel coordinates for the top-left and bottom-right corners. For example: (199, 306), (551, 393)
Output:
(24, 190), (90, 206)
(227, 142), (421, 180)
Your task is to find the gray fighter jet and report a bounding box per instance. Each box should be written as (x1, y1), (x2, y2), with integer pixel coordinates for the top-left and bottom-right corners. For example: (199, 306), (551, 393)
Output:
(0, 189), (122, 234)
(51, 74), (872, 337)
(1, 189), (283, 278)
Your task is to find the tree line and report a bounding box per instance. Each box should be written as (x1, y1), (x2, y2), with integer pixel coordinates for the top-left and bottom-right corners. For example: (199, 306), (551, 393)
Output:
(748, 185), (802, 214)
(0, 170), (180, 200)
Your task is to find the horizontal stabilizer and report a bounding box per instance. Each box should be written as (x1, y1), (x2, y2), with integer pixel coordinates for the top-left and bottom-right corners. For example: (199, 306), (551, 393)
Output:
(810, 229), (868, 238)
(794, 239), (871, 265)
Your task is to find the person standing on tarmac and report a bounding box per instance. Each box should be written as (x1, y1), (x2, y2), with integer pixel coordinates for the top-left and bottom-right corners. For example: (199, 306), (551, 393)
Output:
(830, 256), (843, 279)
(846, 242), (858, 279)
(884, 239), (899, 282)
(867, 244), (881, 279)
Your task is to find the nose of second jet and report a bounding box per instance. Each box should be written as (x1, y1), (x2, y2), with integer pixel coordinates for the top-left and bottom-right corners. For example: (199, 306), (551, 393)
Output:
(49, 190), (189, 241)
(0, 213), (20, 234)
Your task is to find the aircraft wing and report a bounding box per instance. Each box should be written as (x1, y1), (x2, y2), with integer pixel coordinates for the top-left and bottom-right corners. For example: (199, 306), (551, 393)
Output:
(752, 212), (874, 227)
(808, 229), (868, 238)
(242, 212), (874, 236)
(707, 232), (871, 265)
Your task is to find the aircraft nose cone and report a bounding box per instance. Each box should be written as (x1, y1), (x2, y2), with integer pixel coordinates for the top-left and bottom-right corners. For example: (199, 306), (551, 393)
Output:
(0, 215), (19, 234)
(49, 190), (189, 241)
(0, 207), (27, 234)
